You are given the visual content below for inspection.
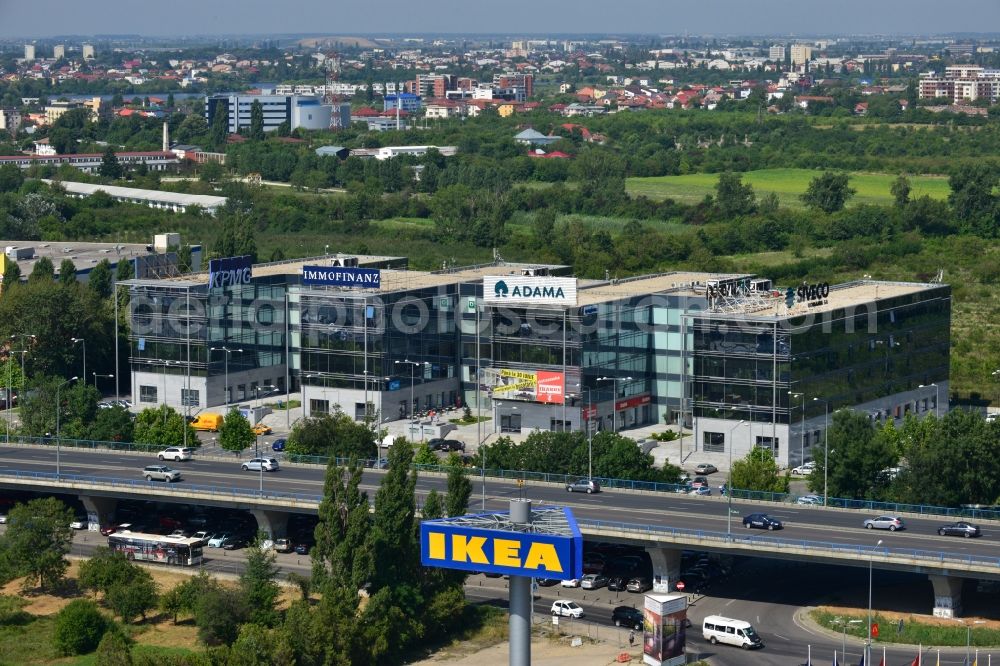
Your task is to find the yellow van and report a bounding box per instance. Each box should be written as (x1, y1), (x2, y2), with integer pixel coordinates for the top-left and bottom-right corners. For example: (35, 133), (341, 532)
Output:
(190, 413), (223, 432)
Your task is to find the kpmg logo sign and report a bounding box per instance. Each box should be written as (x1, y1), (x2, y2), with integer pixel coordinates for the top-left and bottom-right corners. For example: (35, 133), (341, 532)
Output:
(302, 266), (381, 289)
(484, 276), (578, 306)
(208, 255), (252, 289)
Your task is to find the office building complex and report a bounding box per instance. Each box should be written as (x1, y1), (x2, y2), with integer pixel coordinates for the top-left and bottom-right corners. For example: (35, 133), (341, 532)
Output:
(125, 257), (950, 468)
(205, 94), (341, 133)
(769, 45), (785, 62)
(790, 44), (813, 66)
(919, 66), (1000, 104)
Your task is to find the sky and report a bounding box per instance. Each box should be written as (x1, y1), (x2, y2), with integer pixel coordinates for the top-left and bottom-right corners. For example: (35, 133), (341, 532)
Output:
(2, 0), (1000, 38)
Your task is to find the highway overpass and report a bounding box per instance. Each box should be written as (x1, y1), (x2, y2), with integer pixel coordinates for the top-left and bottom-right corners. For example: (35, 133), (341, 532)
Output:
(1, 444), (998, 618)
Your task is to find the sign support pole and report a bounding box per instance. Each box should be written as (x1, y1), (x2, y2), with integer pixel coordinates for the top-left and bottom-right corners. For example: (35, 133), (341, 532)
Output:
(508, 499), (532, 666)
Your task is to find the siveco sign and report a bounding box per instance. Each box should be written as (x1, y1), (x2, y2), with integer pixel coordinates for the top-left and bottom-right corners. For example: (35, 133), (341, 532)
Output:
(301, 266), (381, 289)
(208, 255), (252, 288)
(421, 518), (582, 578)
(483, 276), (577, 306)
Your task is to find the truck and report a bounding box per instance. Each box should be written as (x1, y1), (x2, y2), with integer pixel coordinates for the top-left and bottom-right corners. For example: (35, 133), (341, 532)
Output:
(190, 413), (223, 432)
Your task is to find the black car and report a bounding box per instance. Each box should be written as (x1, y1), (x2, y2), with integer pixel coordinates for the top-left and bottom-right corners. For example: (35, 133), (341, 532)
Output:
(428, 438), (465, 452)
(607, 576), (628, 591)
(742, 512), (783, 530)
(938, 521), (981, 538)
(223, 536), (249, 551)
(612, 606), (644, 631)
(536, 578), (560, 587)
(294, 543), (310, 555)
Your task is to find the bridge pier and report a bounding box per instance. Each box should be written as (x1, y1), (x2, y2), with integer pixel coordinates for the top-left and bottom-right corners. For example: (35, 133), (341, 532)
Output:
(250, 509), (288, 539)
(929, 574), (964, 618)
(80, 495), (117, 533)
(647, 546), (682, 592)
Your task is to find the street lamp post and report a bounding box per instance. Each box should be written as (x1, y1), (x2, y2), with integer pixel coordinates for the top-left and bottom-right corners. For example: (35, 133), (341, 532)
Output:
(71, 338), (86, 382)
(301, 372), (319, 420)
(252, 385), (278, 456)
(395, 360), (428, 422)
(726, 419), (746, 538)
(580, 387), (595, 480)
(11, 334), (35, 381)
(596, 376), (633, 434)
(55, 376), (79, 477)
(958, 619), (986, 666)
(813, 397), (830, 506)
(919, 383), (942, 418)
(93, 372), (114, 391)
(788, 391), (805, 467)
(867, 539), (884, 666)
(209, 347), (243, 409)
(832, 618), (862, 664)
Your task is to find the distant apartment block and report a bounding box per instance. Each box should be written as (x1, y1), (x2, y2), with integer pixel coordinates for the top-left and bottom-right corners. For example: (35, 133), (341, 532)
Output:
(383, 93), (422, 113)
(790, 44), (813, 66)
(769, 45), (785, 62)
(45, 100), (84, 125)
(53, 44), (65, 60)
(23, 44), (34, 61)
(919, 66), (1000, 104)
(82, 44), (95, 60)
(494, 72), (534, 99)
(0, 108), (22, 134)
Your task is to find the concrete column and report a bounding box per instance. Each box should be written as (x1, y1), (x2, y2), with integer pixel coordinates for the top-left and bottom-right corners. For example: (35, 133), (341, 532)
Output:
(508, 499), (532, 666)
(80, 495), (117, 533)
(250, 509), (289, 539)
(929, 574), (964, 618)
(648, 546), (682, 593)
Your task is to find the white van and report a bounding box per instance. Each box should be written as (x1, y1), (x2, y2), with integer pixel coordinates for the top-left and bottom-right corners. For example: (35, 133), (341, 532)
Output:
(702, 615), (763, 650)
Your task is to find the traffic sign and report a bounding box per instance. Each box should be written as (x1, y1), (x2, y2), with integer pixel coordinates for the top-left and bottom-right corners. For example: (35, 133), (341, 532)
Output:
(676, 581), (686, 591)
(871, 622), (879, 638)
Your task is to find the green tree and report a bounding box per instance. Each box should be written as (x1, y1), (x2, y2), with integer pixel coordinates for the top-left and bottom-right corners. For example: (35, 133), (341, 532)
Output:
(730, 447), (789, 493)
(29, 256), (54, 282)
(105, 568), (157, 624)
(811, 409), (896, 500)
(948, 163), (998, 235)
(194, 585), (248, 646)
(422, 490), (443, 519)
(370, 439), (418, 592)
(413, 441), (437, 465)
(0, 497), (74, 590)
(78, 547), (136, 595)
(157, 586), (185, 625)
(58, 258), (77, 285)
(199, 160), (224, 183)
(249, 100), (265, 141)
(94, 627), (134, 666)
(286, 409), (376, 459)
(52, 599), (109, 655)
(801, 171), (856, 213)
(89, 405), (135, 443)
(132, 405), (195, 448)
(312, 460), (373, 593)
(99, 145), (123, 179)
(229, 623), (278, 666)
(890, 174), (911, 209)
(116, 258), (133, 282)
(219, 407), (255, 454)
(89, 259), (113, 299)
(0, 163), (24, 193)
(715, 171), (757, 218)
(210, 100), (229, 150)
(444, 464), (472, 518)
(1, 261), (21, 290)
(240, 537), (281, 627)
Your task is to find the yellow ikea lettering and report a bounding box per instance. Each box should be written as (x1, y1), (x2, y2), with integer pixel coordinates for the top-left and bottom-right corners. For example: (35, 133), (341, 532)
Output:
(494, 538), (520, 567)
(523, 543), (563, 573)
(452, 535), (489, 564)
(427, 532), (446, 560)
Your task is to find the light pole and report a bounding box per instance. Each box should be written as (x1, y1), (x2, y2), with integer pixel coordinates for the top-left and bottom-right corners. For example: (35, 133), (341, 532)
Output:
(395, 360), (428, 422)
(726, 419), (746, 538)
(11, 334), (35, 381)
(301, 372), (319, 419)
(919, 383), (941, 418)
(92, 372), (114, 391)
(958, 619), (986, 666)
(55, 376), (79, 477)
(813, 397), (830, 506)
(252, 384), (278, 456)
(209, 347), (242, 409)
(832, 617), (862, 664)
(867, 539), (884, 666)
(596, 376), (633, 434)
(578, 386), (596, 480)
(71, 338), (86, 382)
(788, 391), (805, 467)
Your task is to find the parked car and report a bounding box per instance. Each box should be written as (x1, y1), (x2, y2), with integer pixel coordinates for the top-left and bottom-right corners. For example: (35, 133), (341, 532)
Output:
(223, 536), (248, 551)
(560, 578), (581, 588)
(428, 438), (465, 452)
(191, 531), (213, 545)
(581, 574), (609, 590)
(626, 577), (652, 593)
(694, 463), (718, 475)
(241, 458), (280, 472)
(796, 495), (823, 505)
(566, 478), (600, 494)
(691, 476), (709, 488)
(612, 606), (644, 630)
(551, 600), (585, 618)
(275, 538), (293, 553)
(253, 423), (272, 436)
(142, 465), (182, 482)
(207, 533), (230, 548)
(742, 513), (783, 530)
(689, 486), (712, 496)
(0, 514), (6, 524)
(938, 521), (981, 538)
(536, 578), (560, 587)
(791, 461), (816, 475)
(607, 576), (628, 591)
(864, 516), (905, 531)
(158, 447), (194, 462)
(271, 438), (286, 452)
(69, 517), (88, 530)
(294, 543), (310, 555)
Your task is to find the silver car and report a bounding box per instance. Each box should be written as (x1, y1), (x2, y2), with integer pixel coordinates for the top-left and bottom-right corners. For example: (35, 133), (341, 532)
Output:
(566, 478), (600, 494)
(158, 447), (194, 461)
(242, 457), (280, 472)
(142, 465), (182, 482)
(863, 515), (905, 531)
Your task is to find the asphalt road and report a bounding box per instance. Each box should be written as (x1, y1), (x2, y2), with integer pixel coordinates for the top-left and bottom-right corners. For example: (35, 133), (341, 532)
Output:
(3, 445), (1000, 569)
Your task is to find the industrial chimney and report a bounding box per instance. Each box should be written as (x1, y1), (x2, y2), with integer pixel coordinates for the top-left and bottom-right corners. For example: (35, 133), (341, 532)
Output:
(162, 122), (170, 153)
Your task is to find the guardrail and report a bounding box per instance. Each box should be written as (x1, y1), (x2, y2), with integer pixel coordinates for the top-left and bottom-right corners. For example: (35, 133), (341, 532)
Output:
(6, 435), (1000, 522)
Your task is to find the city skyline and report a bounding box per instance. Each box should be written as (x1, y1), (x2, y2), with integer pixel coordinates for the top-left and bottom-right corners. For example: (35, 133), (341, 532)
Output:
(3, 0), (1000, 40)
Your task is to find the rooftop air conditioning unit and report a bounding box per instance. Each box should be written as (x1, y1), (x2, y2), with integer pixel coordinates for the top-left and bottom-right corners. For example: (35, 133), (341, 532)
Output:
(521, 267), (549, 277)
(331, 256), (359, 268)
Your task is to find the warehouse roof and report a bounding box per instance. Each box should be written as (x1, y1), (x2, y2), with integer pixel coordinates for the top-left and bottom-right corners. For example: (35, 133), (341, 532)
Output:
(43, 180), (227, 211)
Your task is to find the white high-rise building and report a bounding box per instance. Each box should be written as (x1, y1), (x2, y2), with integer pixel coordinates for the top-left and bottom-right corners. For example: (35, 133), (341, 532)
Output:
(82, 44), (95, 60)
(769, 45), (785, 62)
(53, 44), (65, 60)
(790, 44), (813, 66)
(24, 44), (35, 61)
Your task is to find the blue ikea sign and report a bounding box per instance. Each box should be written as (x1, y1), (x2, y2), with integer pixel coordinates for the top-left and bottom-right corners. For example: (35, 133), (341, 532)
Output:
(420, 511), (583, 578)
(302, 266), (381, 289)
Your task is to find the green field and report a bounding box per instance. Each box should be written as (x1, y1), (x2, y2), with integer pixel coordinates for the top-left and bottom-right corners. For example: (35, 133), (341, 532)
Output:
(627, 168), (952, 208)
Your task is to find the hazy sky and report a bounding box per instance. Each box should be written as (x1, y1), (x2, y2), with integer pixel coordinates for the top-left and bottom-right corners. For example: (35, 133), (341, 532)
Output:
(3, 0), (999, 38)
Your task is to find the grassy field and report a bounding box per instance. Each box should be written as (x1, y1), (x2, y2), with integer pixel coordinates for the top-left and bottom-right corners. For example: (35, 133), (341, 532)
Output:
(627, 168), (952, 208)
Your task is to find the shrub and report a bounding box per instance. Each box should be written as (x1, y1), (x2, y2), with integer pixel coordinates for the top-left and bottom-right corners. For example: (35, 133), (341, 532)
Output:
(53, 598), (109, 655)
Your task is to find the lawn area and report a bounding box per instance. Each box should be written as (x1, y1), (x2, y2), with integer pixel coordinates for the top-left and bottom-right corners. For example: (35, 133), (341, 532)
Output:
(627, 168), (952, 208)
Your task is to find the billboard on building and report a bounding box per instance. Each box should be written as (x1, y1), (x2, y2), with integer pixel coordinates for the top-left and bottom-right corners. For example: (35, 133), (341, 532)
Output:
(486, 369), (565, 404)
(420, 507), (583, 578)
(643, 594), (688, 666)
(301, 265), (382, 288)
(208, 255), (252, 288)
(483, 276), (577, 307)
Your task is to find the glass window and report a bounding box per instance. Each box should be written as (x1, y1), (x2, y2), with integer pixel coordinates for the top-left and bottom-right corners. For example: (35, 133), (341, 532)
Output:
(181, 389), (199, 407)
(310, 399), (330, 415)
(703, 431), (724, 453)
(139, 385), (157, 403)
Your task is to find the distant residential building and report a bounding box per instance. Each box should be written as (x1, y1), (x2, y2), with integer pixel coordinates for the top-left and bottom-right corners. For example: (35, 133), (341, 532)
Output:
(790, 44), (813, 66)
(769, 45), (785, 62)
(315, 145), (349, 159)
(45, 100), (84, 125)
(349, 145), (457, 160)
(946, 43), (975, 59)
(919, 66), (1000, 104)
(494, 72), (534, 99)
(52, 44), (65, 60)
(0, 108), (22, 134)
(562, 103), (607, 117)
(23, 44), (34, 61)
(514, 128), (559, 146)
(33, 139), (56, 156)
(415, 74), (455, 98)
(0, 151), (178, 173)
(205, 94), (340, 133)
(364, 116), (409, 132)
(383, 93), (421, 113)
(82, 44), (95, 60)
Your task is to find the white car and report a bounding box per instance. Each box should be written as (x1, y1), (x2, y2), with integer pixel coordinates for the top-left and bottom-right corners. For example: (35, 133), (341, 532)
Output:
(207, 533), (230, 548)
(796, 495), (823, 505)
(0, 514), (7, 524)
(560, 578), (581, 588)
(70, 517), (88, 530)
(158, 447), (194, 462)
(551, 600), (585, 618)
(791, 462), (816, 475)
(241, 458), (280, 472)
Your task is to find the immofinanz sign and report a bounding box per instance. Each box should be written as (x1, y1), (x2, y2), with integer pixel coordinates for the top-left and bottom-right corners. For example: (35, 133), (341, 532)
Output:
(483, 276), (578, 307)
(208, 255), (252, 288)
(301, 266), (381, 288)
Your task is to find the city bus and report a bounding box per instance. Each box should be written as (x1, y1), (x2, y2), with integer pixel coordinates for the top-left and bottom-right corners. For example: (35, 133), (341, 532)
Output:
(107, 531), (204, 566)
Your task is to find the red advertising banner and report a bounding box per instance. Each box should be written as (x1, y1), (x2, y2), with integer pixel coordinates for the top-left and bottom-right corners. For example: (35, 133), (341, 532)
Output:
(615, 394), (652, 411)
(536, 371), (565, 405)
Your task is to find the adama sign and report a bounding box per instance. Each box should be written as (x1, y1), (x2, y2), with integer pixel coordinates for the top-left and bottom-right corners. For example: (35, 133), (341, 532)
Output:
(483, 276), (577, 307)
(208, 255), (252, 289)
(420, 513), (582, 578)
